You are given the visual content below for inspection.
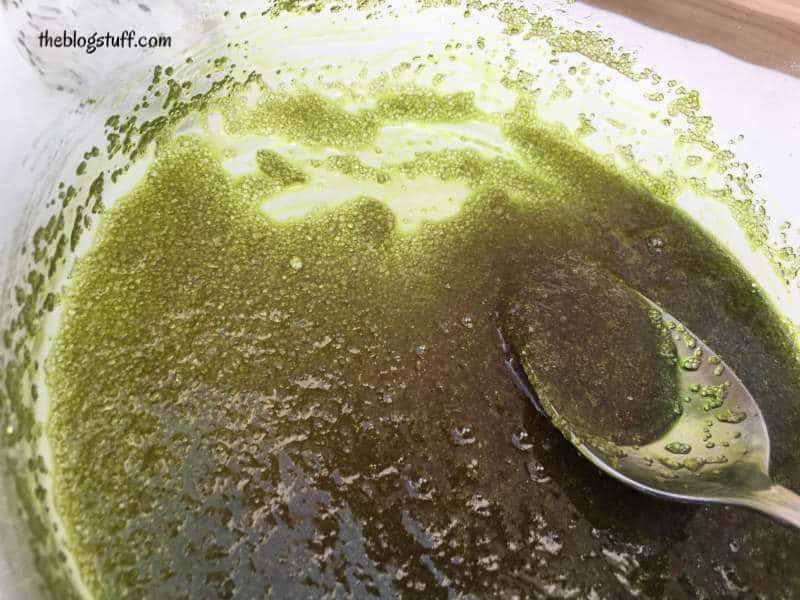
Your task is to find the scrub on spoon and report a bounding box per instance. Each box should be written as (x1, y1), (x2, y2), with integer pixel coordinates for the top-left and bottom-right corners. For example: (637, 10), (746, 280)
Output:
(504, 269), (800, 530)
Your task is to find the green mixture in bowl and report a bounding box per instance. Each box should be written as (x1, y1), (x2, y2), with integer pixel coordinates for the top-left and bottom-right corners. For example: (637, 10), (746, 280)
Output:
(2, 2), (800, 598)
(45, 90), (800, 597)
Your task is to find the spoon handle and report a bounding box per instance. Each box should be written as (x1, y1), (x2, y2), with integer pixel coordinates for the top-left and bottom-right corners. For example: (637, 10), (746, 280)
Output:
(744, 485), (800, 530)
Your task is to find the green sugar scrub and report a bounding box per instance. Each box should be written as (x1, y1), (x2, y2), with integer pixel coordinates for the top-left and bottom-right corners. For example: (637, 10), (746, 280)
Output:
(3, 1), (800, 598)
(502, 254), (680, 446)
(44, 91), (800, 598)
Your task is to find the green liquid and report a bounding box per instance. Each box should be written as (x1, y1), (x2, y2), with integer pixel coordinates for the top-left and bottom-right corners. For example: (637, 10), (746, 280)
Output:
(45, 89), (800, 597)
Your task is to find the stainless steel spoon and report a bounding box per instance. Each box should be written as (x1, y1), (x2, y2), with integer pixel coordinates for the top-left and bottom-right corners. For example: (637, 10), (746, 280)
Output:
(505, 297), (800, 529)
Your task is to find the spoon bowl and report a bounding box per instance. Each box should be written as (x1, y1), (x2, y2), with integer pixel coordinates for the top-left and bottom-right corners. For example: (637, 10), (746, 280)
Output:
(506, 296), (800, 529)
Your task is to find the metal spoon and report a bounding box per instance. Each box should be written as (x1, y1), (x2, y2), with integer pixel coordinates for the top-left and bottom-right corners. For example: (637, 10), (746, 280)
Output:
(504, 297), (800, 530)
